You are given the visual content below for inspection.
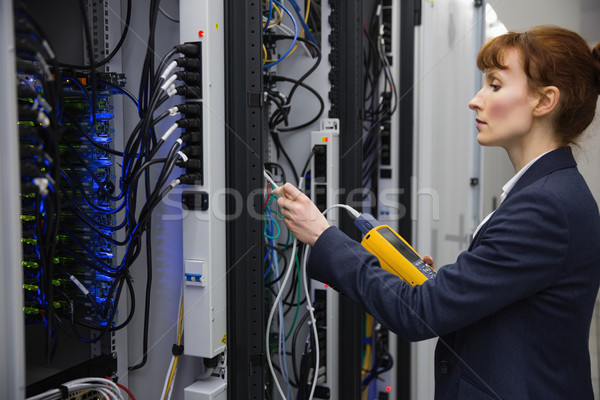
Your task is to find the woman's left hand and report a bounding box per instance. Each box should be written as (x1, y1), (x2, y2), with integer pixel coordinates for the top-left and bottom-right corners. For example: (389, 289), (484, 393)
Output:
(273, 183), (330, 246)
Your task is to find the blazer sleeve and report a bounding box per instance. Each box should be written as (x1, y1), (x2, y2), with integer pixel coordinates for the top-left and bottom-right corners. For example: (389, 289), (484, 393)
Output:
(307, 188), (570, 341)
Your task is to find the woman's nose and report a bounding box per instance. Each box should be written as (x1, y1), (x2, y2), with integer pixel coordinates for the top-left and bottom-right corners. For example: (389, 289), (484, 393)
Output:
(468, 91), (483, 111)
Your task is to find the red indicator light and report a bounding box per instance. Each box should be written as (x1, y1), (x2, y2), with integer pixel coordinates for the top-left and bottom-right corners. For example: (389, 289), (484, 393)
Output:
(386, 386), (392, 392)
(198, 30), (205, 38)
(324, 284), (329, 288)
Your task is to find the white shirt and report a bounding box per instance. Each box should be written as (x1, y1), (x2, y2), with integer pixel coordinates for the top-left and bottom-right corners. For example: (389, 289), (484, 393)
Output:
(472, 150), (552, 238)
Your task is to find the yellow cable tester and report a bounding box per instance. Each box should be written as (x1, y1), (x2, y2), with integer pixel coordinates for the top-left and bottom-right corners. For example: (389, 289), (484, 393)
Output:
(354, 214), (436, 286)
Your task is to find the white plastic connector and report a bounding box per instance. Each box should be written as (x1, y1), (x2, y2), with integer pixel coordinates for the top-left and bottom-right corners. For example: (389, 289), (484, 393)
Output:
(177, 151), (189, 163)
(161, 123), (179, 141)
(161, 74), (178, 91)
(161, 60), (179, 80)
(167, 85), (178, 97)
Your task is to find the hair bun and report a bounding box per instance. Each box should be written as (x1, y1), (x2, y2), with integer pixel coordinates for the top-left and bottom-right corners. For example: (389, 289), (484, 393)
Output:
(593, 43), (600, 94)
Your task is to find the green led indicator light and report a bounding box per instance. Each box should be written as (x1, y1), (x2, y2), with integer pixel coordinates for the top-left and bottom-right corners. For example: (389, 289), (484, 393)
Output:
(22, 261), (39, 268)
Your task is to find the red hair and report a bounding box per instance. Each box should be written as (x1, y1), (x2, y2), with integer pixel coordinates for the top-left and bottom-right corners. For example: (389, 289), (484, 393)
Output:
(477, 26), (600, 145)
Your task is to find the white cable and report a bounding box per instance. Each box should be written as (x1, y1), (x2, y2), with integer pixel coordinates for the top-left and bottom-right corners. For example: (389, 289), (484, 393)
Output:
(26, 378), (125, 400)
(66, 378), (123, 399)
(166, 361), (179, 400)
(266, 238), (298, 400)
(264, 169), (278, 189)
(263, 174), (342, 399)
(160, 356), (176, 400)
(272, 240), (292, 398)
(284, 204), (359, 399)
(167, 106), (180, 116)
(324, 203), (361, 220)
(273, 19), (312, 57)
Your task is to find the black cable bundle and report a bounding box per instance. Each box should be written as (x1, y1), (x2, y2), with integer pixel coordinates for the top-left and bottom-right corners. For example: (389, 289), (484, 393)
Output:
(14, 1), (193, 373)
(265, 36), (324, 185)
(362, 1), (399, 210)
(14, 2), (64, 365)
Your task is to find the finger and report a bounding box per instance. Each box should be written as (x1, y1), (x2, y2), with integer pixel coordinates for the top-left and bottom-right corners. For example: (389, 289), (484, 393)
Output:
(276, 195), (289, 210)
(272, 186), (283, 196)
(282, 182), (303, 200)
(422, 255), (434, 266)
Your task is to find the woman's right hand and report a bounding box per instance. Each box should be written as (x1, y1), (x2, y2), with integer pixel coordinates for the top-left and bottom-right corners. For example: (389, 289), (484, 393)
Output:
(273, 183), (330, 246)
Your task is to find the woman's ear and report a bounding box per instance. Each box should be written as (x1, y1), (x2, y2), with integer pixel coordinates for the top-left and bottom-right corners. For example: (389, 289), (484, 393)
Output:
(533, 86), (560, 117)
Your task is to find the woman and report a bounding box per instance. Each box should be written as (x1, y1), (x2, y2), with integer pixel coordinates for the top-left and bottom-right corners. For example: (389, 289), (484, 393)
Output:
(274, 26), (600, 399)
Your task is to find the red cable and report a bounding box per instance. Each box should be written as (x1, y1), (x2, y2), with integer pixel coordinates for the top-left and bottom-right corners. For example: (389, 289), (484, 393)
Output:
(117, 382), (136, 400)
(104, 376), (136, 400)
(263, 184), (271, 208)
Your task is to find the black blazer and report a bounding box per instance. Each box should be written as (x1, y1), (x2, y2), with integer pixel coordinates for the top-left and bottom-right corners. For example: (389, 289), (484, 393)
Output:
(308, 147), (600, 399)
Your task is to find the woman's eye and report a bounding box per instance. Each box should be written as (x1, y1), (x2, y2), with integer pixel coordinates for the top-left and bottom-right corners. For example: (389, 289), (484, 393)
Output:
(490, 84), (500, 91)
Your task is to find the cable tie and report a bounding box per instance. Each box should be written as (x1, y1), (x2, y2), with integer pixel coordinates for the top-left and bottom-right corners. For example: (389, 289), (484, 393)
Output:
(32, 177), (49, 195)
(161, 60), (179, 80)
(36, 53), (52, 80)
(160, 74), (178, 91)
(171, 344), (184, 356)
(167, 85), (178, 97)
(161, 123), (178, 141)
(69, 275), (90, 296)
(177, 151), (189, 163)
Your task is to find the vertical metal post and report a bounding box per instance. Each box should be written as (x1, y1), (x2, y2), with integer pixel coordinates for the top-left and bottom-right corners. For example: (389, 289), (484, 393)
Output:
(395, 1), (419, 398)
(0, 1), (25, 399)
(333, 1), (364, 399)
(225, 1), (266, 399)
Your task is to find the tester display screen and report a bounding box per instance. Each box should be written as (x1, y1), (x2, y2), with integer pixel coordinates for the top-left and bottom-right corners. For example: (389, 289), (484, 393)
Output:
(377, 227), (420, 263)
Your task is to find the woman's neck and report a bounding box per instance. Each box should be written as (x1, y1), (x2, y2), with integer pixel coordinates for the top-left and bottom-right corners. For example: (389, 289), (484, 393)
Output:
(506, 123), (561, 173)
